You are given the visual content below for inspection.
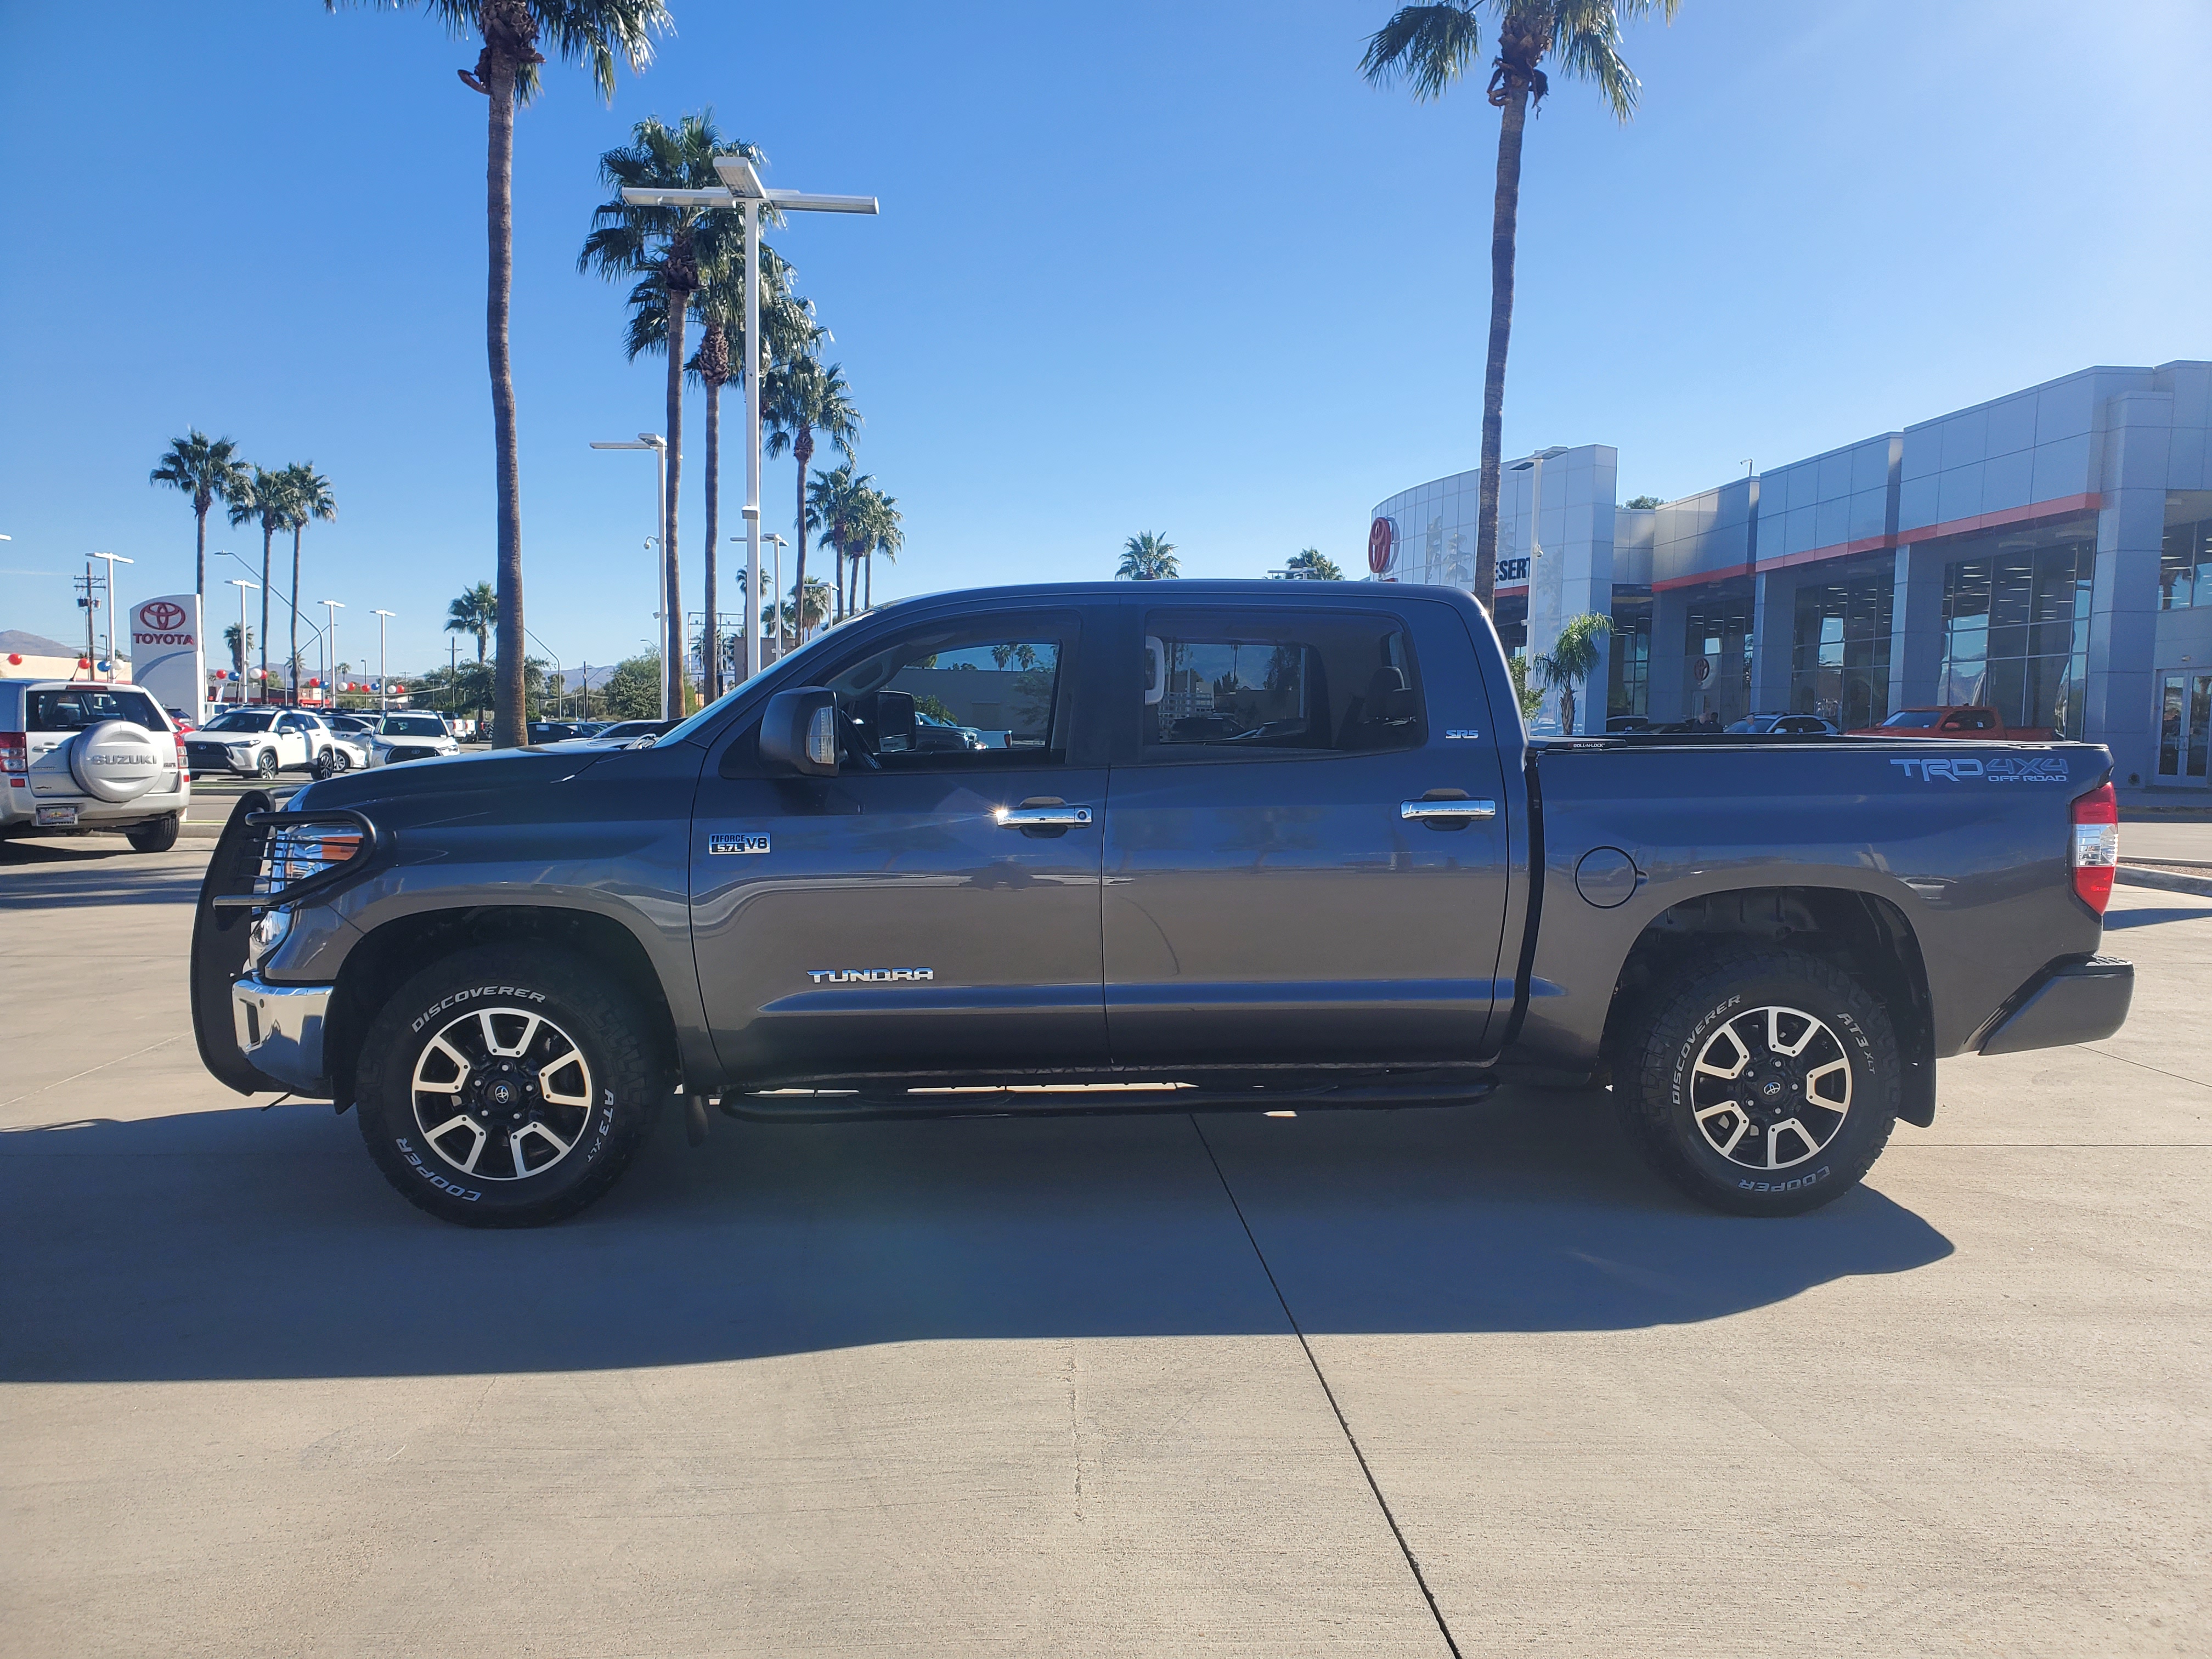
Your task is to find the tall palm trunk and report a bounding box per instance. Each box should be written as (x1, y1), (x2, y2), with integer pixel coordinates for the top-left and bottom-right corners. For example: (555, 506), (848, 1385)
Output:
(1473, 77), (1532, 610)
(662, 278), (688, 715)
(289, 524), (302, 701)
(258, 524), (273, 703)
(864, 552), (872, 612)
(485, 43), (527, 749)
(701, 356), (723, 702)
(792, 424), (814, 645)
(195, 495), (209, 600)
(476, 629), (488, 728)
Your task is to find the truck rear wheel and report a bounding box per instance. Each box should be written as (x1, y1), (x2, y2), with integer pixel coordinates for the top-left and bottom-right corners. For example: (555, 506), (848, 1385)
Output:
(354, 945), (664, 1228)
(1611, 949), (1898, 1216)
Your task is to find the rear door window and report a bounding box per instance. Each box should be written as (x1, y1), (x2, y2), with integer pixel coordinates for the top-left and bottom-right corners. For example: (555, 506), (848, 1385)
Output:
(1139, 609), (1425, 758)
(27, 688), (166, 732)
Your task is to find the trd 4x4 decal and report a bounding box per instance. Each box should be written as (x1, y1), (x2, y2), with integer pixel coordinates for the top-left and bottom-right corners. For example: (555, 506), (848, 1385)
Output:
(1889, 755), (2069, 783)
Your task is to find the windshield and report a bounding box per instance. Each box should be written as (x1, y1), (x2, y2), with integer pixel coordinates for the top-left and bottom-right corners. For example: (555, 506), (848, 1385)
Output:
(381, 715), (445, 736)
(657, 630), (849, 746)
(203, 710), (275, 732)
(1880, 710), (1942, 729)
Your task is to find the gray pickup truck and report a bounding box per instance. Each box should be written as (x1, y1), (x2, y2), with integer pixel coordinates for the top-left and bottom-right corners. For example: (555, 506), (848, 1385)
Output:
(190, 582), (2134, 1228)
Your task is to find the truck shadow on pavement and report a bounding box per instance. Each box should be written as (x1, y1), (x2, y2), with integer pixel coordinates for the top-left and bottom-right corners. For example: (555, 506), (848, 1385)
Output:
(3, 1087), (1953, 1383)
(0, 840), (206, 908)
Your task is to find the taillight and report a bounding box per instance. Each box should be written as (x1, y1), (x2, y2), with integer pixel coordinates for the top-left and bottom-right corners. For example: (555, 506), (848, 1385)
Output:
(0, 731), (25, 777)
(172, 732), (187, 770)
(2070, 781), (2119, 915)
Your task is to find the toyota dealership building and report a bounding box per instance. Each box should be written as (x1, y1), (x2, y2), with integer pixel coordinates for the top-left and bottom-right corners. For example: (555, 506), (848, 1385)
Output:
(1368, 360), (2212, 790)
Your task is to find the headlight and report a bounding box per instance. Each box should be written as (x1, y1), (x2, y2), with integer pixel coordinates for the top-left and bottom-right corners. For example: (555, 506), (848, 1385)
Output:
(227, 744), (251, 760)
(248, 905), (295, 967)
(255, 825), (365, 900)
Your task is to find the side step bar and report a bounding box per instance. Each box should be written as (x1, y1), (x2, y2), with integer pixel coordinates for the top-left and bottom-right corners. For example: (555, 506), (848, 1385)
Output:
(715, 1078), (1499, 1123)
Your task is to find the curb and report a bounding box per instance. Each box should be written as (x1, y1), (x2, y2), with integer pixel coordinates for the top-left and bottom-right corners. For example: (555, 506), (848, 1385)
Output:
(2118, 866), (2212, 898)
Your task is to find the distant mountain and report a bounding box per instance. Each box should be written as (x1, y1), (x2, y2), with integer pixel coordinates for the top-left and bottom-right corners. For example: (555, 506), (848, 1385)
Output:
(0, 629), (77, 657)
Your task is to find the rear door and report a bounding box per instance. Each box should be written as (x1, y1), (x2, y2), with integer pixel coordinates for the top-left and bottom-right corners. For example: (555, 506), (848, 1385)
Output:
(1101, 597), (1514, 1066)
(691, 606), (1109, 1080)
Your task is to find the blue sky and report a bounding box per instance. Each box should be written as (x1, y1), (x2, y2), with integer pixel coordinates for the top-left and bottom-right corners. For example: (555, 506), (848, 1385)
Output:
(2, 0), (2206, 675)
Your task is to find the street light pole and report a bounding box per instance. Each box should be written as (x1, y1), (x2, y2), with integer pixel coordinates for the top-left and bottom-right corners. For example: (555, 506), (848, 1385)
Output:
(317, 599), (345, 707)
(590, 436), (670, 718)
(371, 609), (395, 713)
(224, 578), (257, 707)
(88, 552), (134, 682)
(761, 531), (788, 659)
(622, 159), (877, 680)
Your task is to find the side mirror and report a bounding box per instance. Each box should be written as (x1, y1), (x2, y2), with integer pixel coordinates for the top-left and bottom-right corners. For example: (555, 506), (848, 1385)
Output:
(856, 689), (918, 755)
(759, 687), (839, 776)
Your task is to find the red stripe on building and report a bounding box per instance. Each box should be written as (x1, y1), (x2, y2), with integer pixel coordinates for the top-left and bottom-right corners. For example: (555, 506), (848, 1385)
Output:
(1893, 492), (2102, 545)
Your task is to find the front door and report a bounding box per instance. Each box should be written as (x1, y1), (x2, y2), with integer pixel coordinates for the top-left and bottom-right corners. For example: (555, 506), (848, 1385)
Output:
(691, 608), (1108, 1082)
(1101, 597), (1514, 1067)
(2156, 671), (2212, 786)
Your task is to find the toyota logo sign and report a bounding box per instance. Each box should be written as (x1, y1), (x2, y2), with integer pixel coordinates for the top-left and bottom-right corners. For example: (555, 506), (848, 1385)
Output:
(139, 600), (187, 632)
(1367, 517), (1397, 575)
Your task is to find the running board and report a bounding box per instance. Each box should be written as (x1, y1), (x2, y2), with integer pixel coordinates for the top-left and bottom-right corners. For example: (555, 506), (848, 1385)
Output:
(714, 1078), (1498, 1123)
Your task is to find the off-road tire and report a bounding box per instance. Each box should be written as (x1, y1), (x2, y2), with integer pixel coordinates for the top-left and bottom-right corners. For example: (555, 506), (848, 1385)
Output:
(1611, 949), (1898, 1217)
(255, 748), (279, 778)
(126, 813), (181, 854)
(355, 945), (664, 1228)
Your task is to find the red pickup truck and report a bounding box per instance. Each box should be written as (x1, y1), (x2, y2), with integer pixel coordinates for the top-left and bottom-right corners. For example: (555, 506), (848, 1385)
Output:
(1850, 707), (2057, 741)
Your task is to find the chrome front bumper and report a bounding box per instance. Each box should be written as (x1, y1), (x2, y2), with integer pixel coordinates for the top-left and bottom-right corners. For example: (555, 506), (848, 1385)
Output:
(232, 974), (333, 1094)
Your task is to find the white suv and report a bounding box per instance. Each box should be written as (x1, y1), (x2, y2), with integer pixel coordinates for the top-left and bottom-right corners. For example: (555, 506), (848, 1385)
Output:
(1, 679), (191, 853)
(366, 711), (461, 766)
(185, 708), (352, 780)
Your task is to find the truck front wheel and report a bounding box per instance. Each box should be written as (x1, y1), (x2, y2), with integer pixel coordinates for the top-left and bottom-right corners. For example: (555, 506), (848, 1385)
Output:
(354, 945), (664, 1227)
(1612, 949), (1899, 1216)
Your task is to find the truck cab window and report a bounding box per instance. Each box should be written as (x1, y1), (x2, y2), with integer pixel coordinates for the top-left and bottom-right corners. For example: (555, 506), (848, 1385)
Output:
(825, 625), (1073, 769)
(1140, 610), (1425, 757)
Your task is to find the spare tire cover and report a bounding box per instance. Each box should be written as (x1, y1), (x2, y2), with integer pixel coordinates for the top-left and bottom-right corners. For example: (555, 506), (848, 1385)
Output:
(68, 718), (166, 803)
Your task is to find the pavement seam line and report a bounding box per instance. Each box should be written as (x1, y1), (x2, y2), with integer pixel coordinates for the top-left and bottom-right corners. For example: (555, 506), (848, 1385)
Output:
(0, 1034), (185, 1110)
(1189, 1114), (1463, 1659)
(2074, 1043), (2212, 1093)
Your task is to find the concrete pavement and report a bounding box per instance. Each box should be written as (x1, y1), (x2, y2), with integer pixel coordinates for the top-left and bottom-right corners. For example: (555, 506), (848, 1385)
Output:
(3, 835), (2207, 1656)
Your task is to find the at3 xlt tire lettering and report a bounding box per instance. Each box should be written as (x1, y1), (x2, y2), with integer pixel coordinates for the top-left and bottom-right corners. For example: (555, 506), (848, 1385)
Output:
(354, 945), (663, 1228)
(1611, 948), (1900, 1217)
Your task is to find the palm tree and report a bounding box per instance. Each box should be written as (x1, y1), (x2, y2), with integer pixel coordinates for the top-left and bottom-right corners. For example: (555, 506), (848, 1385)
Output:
(229, 467), (298, 701)
(582, 112), (759, 716)
(1361, 0), (1675, 606)
(804, 464), (873, 630)
(223, 623), (254, 689)
(447, 580), (499, 728)
(857, 485), (902, 613)
(667, 245), (811, 699)
(329, 0), (666, 749)
(150, 431), (252, 599)
(1118, 532), (1180, 580)
(765, 355), (860, 637)
(1286, 548), (1343, 580)
(1534, 611), (1612, 735)
(277, 464), (336, 700)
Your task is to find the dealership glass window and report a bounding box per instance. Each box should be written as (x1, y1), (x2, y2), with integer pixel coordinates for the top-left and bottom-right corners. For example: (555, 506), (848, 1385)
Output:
(1488, 592), (1528, 654)
(2160, 520), (2211, 610)
(1937, 540), (2094, 736)
(1790, 577), (1894, 728)
(1682, 592), (1753, 724)
(1606, 592), (1652, 718)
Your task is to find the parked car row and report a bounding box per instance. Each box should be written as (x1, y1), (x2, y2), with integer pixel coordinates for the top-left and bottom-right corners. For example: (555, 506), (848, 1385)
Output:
(184, 709), (460, 780)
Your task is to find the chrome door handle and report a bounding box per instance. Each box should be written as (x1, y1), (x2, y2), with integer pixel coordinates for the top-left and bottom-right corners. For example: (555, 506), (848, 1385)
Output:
(1401, 799), (1496, 820)
(996, 805), (1093, 827)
